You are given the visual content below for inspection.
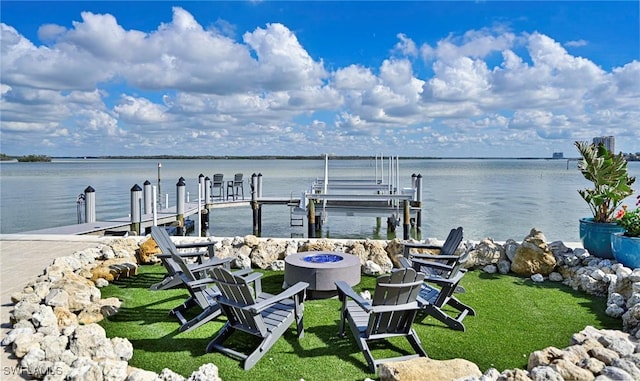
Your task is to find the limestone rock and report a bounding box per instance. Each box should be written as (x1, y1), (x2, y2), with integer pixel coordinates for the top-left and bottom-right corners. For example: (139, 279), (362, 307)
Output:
(299, 239), (336, 252)
(187, 363), (222, 381)
(511, 229), (557, 276)
(550, 358), (595, 380)
(385, 239), (405, 265)
(378, 357), (482, 381)
(251, 241), (283, 269)
(348, 242), (369, 265)
(126, 367), (161, 381)
(366, 241), (393, 273)
(467, 238), (505, 268)
(137, 238), (161, 264)
(244, 234), (260, 248)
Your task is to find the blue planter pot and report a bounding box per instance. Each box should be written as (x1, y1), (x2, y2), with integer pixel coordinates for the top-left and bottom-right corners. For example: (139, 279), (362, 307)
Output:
(612, 232), (640, 269)
(579, 218), (625, 258)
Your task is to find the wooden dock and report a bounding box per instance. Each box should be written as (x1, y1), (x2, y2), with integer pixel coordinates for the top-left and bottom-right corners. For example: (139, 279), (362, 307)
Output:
(22, 155), (424, 239)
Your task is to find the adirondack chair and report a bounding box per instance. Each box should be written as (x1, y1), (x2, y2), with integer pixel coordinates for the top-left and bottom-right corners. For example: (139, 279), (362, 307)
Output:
(206, 267), (309, 370)
(402, 226), (464, 279)
(149, 226), (230, 291)
(398, 252), (475, 332)
(150, 226), (235, 332)
(335, 268), (427, 373)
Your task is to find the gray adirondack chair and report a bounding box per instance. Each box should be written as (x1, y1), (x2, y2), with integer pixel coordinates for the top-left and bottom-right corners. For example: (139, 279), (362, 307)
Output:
(150, 227), (234, 332)
(398, 250), (475, 332)
(149, 228), (225, 291)
(335, 268), (427, 373)
(402, 226), (464, 279)
(206, 267), (309, 370)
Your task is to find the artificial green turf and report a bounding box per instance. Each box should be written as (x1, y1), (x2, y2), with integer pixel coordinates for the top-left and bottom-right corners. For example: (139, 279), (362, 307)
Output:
(99, 265), (621, 380)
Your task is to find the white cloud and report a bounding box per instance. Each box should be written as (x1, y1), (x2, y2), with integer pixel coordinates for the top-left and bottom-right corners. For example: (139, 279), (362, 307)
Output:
(0, 8), (638, 157)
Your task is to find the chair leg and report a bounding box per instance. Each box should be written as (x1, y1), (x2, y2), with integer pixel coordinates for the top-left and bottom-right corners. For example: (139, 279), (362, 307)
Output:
(206, 324), (235, 353)
(359, 338), (377, 373)
(179, 304), (221, 333)
(149, 275), (182, 291)
(406, 330), (428, 358)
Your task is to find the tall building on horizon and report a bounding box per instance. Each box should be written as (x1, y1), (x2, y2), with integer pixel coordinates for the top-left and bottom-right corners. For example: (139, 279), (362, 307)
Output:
(593, 136), (615, 153)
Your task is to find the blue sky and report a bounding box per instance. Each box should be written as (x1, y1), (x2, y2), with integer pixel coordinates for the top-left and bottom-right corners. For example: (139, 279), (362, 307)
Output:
(1, 1), (638, 157)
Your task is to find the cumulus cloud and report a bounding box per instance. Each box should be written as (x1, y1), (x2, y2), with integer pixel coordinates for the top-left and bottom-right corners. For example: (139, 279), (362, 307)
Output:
(0, 7), (638, 157)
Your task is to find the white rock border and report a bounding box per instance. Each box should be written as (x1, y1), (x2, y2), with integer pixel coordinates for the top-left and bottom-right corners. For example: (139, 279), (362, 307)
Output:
(3, 230), (640, 381)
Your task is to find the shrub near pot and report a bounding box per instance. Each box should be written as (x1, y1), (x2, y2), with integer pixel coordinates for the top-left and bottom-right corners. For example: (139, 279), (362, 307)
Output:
(612, 195), (640, 268)
(574, 141), (635, 258)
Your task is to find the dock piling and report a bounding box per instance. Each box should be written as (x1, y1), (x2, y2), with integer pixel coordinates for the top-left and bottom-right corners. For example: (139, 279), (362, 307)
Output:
(84, 186), (96, 223)
(176, 178), (186, 236)
(403, 200), (410, 240)
(308, 198), (316, 238)
(143, 180), (152, 214)
(130, 184), (142, 235)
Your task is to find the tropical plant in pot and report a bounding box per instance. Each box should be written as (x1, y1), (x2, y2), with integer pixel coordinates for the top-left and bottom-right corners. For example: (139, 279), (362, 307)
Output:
(575, 141), (635, 258)
(611, 195), (640, 268)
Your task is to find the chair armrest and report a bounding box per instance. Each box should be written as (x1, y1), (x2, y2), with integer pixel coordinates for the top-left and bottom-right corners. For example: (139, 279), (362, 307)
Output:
(410, 258), (454, 272)
(157, 252), (205, 259)
(186, 276), (215, 288)
(425, 269), (465, 286)
(175, 241), (217, 249)
(190, 257), (232, 272)
(410, 253), (458, 262)
(249, 281), (309, 313)
(335, 281), (372, 313)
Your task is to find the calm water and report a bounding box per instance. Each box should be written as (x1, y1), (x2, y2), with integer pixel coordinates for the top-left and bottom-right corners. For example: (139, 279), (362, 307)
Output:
(1, 158), (639, 242)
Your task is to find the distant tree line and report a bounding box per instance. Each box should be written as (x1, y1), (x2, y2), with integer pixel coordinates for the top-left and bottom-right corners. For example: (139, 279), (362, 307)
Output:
(0, 153), (52, 162)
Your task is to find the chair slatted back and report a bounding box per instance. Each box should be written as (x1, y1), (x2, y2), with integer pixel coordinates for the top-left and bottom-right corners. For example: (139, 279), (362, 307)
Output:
(151, 227), (198, 282)
(212, 173), (224, 186)
(209, 267), (266, 337)
(368, 268), (425, 336)
(441, 226), (463, 255)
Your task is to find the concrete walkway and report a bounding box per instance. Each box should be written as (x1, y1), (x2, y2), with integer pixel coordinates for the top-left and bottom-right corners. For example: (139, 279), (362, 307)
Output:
(0, 234), (107, 380)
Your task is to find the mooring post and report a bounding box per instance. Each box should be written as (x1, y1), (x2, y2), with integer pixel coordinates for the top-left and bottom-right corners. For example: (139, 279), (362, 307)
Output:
(403, 200), (410, 240)
(157, 162), (162, 207)
(176, 177), (186, 236)
(308, 197), (316, 238)
(130, 184), (142, 235)
(143, 180), (152, 214)
(257, 173), (263, 198)
(416, 174), (423, 238)
(84, 186), (96, 223)
(251, 173), (260, 236)
(204, 176), (211, 207)
(198, 174), (205, 201)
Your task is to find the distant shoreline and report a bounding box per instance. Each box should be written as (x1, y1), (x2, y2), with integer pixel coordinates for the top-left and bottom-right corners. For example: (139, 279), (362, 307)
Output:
(0, 155), (585, 161)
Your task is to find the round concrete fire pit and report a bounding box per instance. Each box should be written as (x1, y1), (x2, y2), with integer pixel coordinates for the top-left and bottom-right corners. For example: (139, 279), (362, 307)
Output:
(284, 251), (361, 299)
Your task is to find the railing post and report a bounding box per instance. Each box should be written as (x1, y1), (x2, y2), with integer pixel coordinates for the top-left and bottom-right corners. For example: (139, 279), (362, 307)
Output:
(130, 184), (142, 235)
(257, 173), (263, 198)
(84, 186), (96, 223)
(176, 177), (186, 236)
(143, 180), (152, 214)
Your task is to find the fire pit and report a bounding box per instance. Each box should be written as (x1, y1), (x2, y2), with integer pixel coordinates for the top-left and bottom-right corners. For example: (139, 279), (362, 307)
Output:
(284, 251), (361, 299)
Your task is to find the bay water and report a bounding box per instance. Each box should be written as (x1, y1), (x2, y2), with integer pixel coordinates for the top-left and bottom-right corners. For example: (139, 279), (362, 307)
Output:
(1, 158), (639, 243)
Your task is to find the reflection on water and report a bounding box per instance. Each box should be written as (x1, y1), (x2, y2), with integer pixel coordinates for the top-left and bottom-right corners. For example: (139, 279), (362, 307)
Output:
(2, 158), (639, 242)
